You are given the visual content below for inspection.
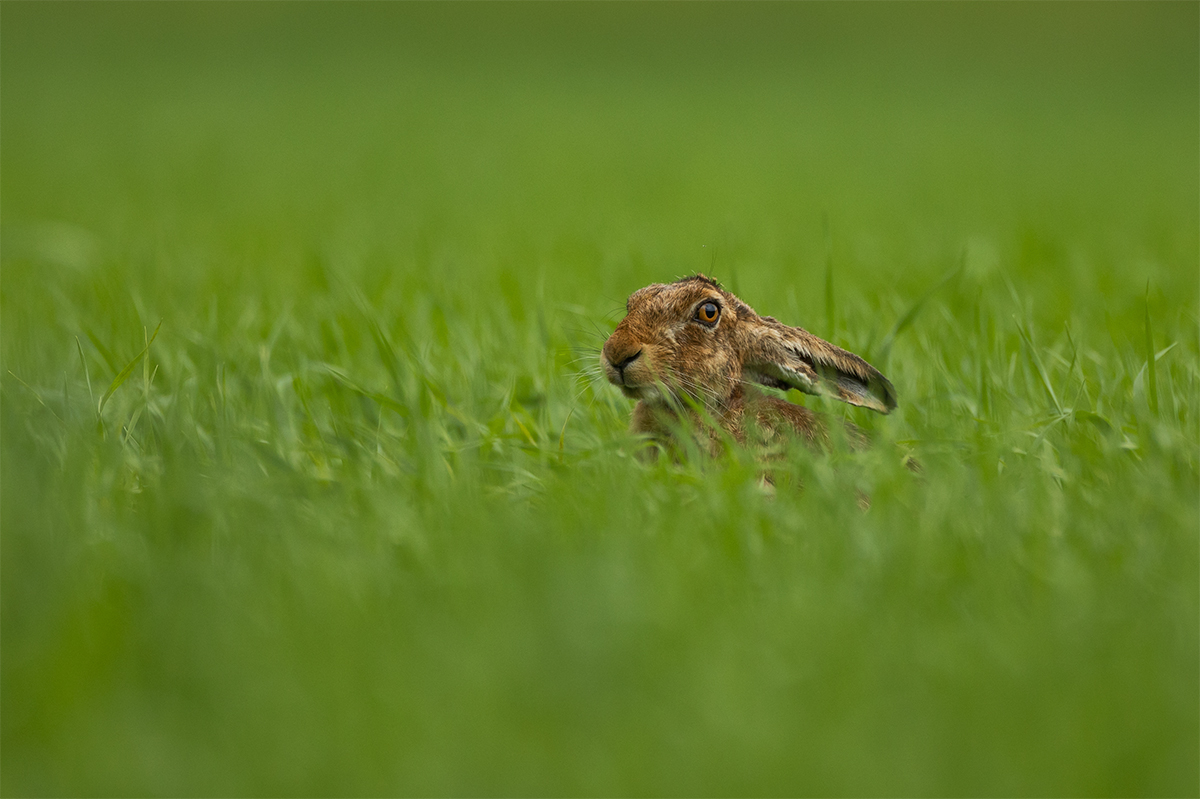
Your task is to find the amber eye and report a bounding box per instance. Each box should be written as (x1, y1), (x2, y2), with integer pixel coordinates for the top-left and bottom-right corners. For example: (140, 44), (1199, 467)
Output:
(696, 301), (720, 325)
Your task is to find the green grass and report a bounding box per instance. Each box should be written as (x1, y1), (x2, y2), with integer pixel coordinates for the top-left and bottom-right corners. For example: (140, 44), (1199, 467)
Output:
(2, 3), (1198, 795)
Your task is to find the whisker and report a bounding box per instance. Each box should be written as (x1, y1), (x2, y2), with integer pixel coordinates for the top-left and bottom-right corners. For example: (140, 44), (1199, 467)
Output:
(575, 364), (599, 379)
(564, 358), (602, 372)
(565, 322), (611, 341)
(571, 381), (598, 405)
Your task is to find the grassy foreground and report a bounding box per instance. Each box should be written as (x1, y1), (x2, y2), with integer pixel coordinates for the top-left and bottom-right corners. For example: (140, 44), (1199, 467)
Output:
(2, 4), (1197, 795)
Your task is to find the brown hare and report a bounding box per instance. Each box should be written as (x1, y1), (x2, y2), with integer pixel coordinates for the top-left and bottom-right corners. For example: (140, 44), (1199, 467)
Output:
(601, 274), (896, 457)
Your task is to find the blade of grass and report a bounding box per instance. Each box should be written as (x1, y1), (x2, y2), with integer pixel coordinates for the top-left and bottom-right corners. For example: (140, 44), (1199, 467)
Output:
(143, 325), (152, 401)
(1063, 322), (1078, 382)
(75, 336), (95, 413)
(1062, 320), (1097, 411)
(368, 316), (405, 398)
(823, 213), (836, 339)
(1015, 318), (1063, 415)
(512, 412), (537, 448)
(1144, 282), (1158, 415)
(1073, 409), (1114, 434)
(974, 293), (992, 420)
(318, 363), (410, 418)
(876, 251), (964, 367)
(557, 406), (575, 455)
(84, 329), (120, 375)
(123, 406), (144, 449)
(1155, 342), (1178, 362)
(6, 370), (66, 424)
(98, 321), (161, 418)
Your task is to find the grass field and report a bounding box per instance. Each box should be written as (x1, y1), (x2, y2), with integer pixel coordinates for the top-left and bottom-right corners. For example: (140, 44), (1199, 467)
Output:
(2, 3), (1198, 795)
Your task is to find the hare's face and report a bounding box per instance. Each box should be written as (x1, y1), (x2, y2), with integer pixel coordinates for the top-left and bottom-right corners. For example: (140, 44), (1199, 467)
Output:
(601, 275), (750, 406)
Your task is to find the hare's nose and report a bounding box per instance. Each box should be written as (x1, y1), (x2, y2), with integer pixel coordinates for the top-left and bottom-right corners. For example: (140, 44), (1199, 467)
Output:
(603, 339), (641, 370)
(614, 350), (641, 372)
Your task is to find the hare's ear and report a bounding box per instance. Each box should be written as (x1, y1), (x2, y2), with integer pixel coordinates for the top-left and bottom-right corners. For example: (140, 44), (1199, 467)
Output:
(743, 317), (897, 414)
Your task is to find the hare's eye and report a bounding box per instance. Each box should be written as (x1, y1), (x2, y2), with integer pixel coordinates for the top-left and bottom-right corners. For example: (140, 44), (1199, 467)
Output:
(696, 302), (720, 325)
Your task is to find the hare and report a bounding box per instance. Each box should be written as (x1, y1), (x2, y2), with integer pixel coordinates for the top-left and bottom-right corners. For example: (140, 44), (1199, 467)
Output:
(600, 274), (896, 457)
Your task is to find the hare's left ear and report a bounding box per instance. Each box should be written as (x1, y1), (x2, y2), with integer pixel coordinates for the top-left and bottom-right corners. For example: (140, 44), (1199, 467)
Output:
(742, 317), (897, 413)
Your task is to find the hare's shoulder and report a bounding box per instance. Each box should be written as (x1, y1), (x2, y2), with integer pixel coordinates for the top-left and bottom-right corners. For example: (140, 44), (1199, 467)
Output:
(744, 391), (825, 446)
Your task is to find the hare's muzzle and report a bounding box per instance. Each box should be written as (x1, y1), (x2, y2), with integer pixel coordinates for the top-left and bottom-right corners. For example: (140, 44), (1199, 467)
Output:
(601, 346), (642, 386)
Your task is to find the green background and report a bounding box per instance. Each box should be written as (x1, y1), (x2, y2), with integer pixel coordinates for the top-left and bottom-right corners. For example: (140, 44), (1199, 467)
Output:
(2, 3), (1197, 795)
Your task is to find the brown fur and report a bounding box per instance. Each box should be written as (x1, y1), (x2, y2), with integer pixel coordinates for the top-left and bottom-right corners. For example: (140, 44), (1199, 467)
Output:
(601, 274), (895, 455)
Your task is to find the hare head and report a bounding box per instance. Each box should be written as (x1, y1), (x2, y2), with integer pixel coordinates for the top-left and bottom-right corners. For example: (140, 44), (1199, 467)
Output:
(601, 274), (896, 444)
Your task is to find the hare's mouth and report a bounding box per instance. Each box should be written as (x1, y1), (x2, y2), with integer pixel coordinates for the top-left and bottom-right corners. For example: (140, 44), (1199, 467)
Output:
(603, 357), (672, 403)
(604, 362), (655, 400)
(608, 375), (661, 402)
(618, 382), (674, 405)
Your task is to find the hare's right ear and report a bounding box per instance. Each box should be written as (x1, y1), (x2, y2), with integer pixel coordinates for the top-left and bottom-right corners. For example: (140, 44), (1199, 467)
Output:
(742, 317), (897, 414)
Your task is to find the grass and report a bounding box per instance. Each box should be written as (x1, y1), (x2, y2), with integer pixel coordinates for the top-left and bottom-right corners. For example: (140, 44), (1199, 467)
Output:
(2, 3), (1198, 795)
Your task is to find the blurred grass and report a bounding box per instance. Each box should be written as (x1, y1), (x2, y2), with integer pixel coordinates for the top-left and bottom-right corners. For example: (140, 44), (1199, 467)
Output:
(2, 3), (1198, 795)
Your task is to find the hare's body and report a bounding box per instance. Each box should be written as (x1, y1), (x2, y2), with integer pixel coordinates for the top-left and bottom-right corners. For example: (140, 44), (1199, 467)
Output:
(602, 275), (894, 454)
(630, 385), (827, 456)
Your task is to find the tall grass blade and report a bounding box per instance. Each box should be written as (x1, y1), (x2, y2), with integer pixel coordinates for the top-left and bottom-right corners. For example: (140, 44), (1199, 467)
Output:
(823, 214), (836, 338)
(368, 317), (405, 397)
(143, 326), (152, 400)
(1145, 283), (1158, 415)
(75, 336), (95, 412)
(876, 253), (963, 367)
(1155, 342), (1178, 361)
(6, 370), (65, 424)
(97, 321), (161, 418)
(84, 329), (120, 374)
(1016, 318), (1063, 415)
(318, 363), (410, 418)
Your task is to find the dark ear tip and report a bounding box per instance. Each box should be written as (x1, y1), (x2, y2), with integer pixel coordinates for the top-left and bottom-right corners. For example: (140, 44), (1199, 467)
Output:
(874, 376), (899, 414)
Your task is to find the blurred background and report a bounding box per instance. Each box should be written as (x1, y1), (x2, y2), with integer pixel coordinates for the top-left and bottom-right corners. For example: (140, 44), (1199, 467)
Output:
(2, 3), (1197, 795)
(4, 3), (1196, 316)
